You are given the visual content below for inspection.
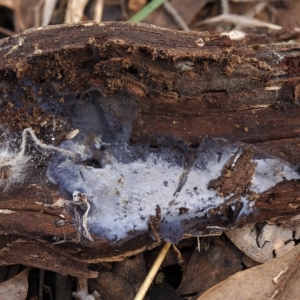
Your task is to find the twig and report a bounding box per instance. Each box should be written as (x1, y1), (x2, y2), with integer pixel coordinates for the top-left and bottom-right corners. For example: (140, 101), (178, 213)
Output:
(149, 205), (161, 242)
(163, 1), (190, 31)
(39, 269), (45, 300)
(41, 0), (58, 27)
(13, 2), (26, 33)
(65, 0), (89, 23)
(52, 226), (69, 245)
(197, 236), (201, 252)
(93, 0), (104, 23)
(245, 2), (268, 18)
(230, 0), (278, 2)
(221, 0), (230, 15)
(0, 26), (15, 36)
(267, 4), (277, 24)
(73, 277), (97, 300)
(272, 266), (289, 285)
(34, 0), (44, 27)
(194, 13), (281, 30)
(172, 244), (185, 266)
(134, 242), (171, 300)
(271, 251), (300, 299)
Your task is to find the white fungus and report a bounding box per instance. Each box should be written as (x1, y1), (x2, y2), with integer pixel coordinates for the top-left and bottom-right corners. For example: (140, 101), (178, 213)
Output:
(2, 94), (299, 244)
(47, 135), (300, 243)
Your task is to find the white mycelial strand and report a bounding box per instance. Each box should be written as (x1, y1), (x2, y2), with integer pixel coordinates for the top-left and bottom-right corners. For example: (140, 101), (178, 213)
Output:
(0, 128), (78, 191)
(0, 147), (30, 191)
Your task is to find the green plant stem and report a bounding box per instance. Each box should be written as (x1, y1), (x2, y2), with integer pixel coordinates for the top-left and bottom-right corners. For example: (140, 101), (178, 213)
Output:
(129, 0), (165, 22)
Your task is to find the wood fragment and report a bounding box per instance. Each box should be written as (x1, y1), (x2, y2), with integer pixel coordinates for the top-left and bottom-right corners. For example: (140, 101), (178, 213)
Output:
(149, 205), (162, 242)
(163, 1), (190, 31)
(271, 252), (300, 298)
(194, 13), (282, 29)
(134, 242), (171, 300)
(93, 0), (104, 23)
(221, 0), (230, 15)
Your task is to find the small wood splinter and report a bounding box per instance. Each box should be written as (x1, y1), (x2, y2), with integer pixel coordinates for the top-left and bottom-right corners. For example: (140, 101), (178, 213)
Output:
(134, 242), (171, 300)
(149, 204), (161, 242)
(271, 252), (300, 299)
(272, 267), (289, 285)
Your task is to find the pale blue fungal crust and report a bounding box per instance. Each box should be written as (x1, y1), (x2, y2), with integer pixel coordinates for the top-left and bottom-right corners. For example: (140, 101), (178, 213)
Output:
(45, 90), (300, 244)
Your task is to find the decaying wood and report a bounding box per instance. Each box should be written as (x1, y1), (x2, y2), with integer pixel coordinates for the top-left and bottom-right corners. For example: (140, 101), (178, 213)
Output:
(1, 21), (300, 276)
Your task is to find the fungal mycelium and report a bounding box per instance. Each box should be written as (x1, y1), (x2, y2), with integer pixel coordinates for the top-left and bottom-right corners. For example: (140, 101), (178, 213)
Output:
(2, 92), (299, 244)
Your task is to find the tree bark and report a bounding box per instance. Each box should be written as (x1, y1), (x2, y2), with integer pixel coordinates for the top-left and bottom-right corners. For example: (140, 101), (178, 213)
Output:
(0, 21), (300, 277)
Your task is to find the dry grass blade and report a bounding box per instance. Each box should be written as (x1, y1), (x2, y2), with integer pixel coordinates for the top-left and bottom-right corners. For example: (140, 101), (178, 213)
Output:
(163, 1), (190, 31)
(194, 13), (281, 29)
(245, 2), (268, 17)
(134, 242), (171, 300)
(221, 0), (230, 15)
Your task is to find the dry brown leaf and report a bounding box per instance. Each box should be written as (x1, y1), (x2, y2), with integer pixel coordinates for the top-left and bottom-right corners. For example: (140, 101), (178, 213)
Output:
(89, 266), (136, 300)
(226, 224), (298, 263)
(148, 282), (182, 300)
(197, 243), (300, 300)
(177, 237), (243, 297)
(0, 267), (31, 300)
(113, 253), (147, 292)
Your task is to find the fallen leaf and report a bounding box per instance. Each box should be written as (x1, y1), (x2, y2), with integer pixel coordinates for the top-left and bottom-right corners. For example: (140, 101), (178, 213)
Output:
(197, 243), (300, 300)
(89, 266), (136, 300)
(113, 253), (147, 292)
(148, 281), (182, 300)
(226, 223), (298, 263)
(0, 267), (31, 300)
(177, 236), (243, 297)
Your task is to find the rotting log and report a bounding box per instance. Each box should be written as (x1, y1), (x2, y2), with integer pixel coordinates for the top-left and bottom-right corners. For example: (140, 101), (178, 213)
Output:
(1, 21), (300, 277)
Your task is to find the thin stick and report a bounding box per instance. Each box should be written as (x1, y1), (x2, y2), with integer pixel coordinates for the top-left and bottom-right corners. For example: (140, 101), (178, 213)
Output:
(231, 0), (278, 2)
(134, 242), (171, 300)
(194, 13), (281, 30)
(245, 2), (267, 18)
(271, 251), (300, 299)
(34, 0), (44, 28)
(163, 1), (190, 31)
(39, 269), (45, 300)
(220, 0), (230, 15)
(0, 26), (15, 36)
(93, 0), (104, 23)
